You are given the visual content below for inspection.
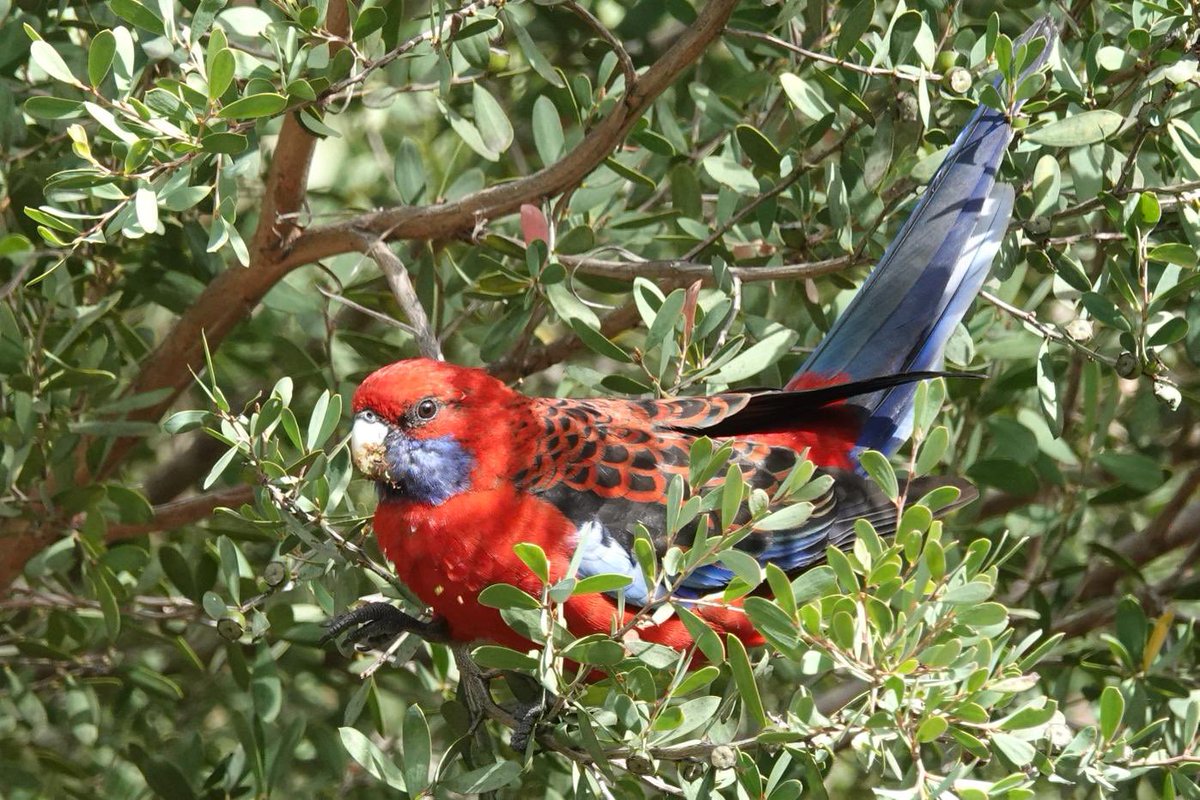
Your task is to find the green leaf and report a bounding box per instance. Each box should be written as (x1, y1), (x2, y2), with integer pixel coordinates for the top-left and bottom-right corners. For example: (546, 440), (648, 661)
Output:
(703, 154), (759, 194)
(791, 565), (836, 603)
(990, 731), (1036, 766)
(858, 450), (898, 500)
(207, 48), (235, 99)
(545, 283), (600, 331)
(755, 501), (814, 531)
(477, 583), (541, 610)
(217, 93), (288, 119)
(513, 542), (550, 584)
(917, 716), (947, 743)
(338, 728), (406, 790)
(1025, 110), (1124, 147)
(30, 41), (80, 85)
(837, 0), (876, 58)
(470, 645), (539, 670)
(812, 69), (874, 125)
(720, 463), (744, 532)
(393, 138), (427, 204)
(943, 580), (993, 604)
(1081, 292), (1131, 331)
(726, 634), (767, 727)
(1100, 685), (1124, 741)
(914, 425), (949, 475)
(719, 549), (763, 588)
(674, 665), (720, 695)
(572, 573), (633, 596)
(88, 30), (116, 87)
(779, 73), (833, 120)
(564, 637), (625, 666)
(959, 602), (1007, 627)
(306, 390), (341, 449)
(675, 605), (725, 663)
(440, 761), (522, 794)
(1036, 339), (1063, 438)
(200, 132), (249, 154)
(508, 11), (565, 88)
(1148, 243), (1197, 268)
(135, 187), (158, 234)
(86, 566), (121, 641)
(735, 124), (781, 173)
(1094, 451), (1164, 492)
(532, 95), (565, 165)
(1148, 317), (1188, 347)
(744, 597), (804, 660)
(571, 319), (632, 363)
(473, 83), (513, 156)
(353, 6), (386, 40)
(24, 96), (85, 119)
(708, 329), (798, 383)
(203, 447), (238, 490)
(110, 0), (165, 34)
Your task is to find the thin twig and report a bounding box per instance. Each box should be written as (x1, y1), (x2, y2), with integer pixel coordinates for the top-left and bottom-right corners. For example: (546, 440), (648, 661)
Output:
(316, 284), (420, 335)
(728, 27), (945, 82)
(563, 1), (637, 92)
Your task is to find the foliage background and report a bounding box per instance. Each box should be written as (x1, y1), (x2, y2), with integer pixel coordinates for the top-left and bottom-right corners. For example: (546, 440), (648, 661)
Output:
(1, 0), (1199, 797)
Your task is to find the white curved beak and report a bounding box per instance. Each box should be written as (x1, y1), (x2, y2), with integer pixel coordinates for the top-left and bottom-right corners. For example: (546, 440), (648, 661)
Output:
(350, 415), (391, 479)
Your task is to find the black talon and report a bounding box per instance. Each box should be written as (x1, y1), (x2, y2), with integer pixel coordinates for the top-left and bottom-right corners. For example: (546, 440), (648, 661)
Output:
(320, 602), (449, 649)
(503, 670), (559, 752)
(509, 697), (550, 752)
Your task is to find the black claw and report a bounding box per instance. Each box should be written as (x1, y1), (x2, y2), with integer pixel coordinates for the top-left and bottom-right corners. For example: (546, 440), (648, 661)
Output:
(320, 602), (449, 649)
(507, 682), (559, 752)
(509, 699), (547, 752)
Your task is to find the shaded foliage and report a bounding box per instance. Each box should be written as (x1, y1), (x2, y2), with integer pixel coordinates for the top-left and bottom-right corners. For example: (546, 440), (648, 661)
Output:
(1, 0), (1199, 797)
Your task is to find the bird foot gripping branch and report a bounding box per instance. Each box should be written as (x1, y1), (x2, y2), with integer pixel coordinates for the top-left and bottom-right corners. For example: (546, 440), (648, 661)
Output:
(322, 12), (1058, 748)
(320, 601), (449, 650)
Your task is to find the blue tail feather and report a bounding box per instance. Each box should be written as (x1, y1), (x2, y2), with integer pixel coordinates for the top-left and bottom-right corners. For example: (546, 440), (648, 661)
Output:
(793, 17), (1056, 460)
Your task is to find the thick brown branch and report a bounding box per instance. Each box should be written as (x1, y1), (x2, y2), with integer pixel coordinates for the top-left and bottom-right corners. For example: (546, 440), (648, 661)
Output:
(0, 0), (736, 591)
(100, 0), (737, 436)
(106, 485), (256, 543)
(96, 1), (352, 483)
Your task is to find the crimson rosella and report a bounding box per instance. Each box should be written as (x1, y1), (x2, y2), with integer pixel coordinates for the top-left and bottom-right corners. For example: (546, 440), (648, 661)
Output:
(329, 18), (1057, 657)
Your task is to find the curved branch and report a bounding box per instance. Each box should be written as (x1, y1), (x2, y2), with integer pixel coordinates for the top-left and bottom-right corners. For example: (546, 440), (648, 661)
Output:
(106, 485), (256, 543)
(100, 0), (738, 450)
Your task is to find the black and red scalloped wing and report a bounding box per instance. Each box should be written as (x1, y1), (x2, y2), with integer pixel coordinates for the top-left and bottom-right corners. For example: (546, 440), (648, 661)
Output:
(513, 390), (974, 606)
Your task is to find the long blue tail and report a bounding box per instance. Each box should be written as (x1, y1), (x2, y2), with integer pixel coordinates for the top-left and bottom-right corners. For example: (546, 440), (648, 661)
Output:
(790, 17), (1057, 459)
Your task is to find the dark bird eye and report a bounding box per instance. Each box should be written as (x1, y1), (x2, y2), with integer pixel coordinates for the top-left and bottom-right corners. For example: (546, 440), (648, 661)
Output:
(360, 410), (378, 424)
(415, 398), (439, 421)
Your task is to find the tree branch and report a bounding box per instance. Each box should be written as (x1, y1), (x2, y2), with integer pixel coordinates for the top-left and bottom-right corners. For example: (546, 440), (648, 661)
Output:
(0, 0), (738, 592)
(106, 485), (256, 543)
(104, 0), (737, 439)
(1074, 468), (1200, 603)
(356, 233), (443, 360)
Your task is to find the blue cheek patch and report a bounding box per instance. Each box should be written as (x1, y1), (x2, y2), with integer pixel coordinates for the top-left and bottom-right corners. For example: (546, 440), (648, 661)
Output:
(383, 433), (474, 505)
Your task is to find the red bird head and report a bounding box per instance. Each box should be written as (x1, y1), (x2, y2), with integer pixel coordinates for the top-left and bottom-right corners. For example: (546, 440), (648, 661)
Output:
(350, 359), (532, 504)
